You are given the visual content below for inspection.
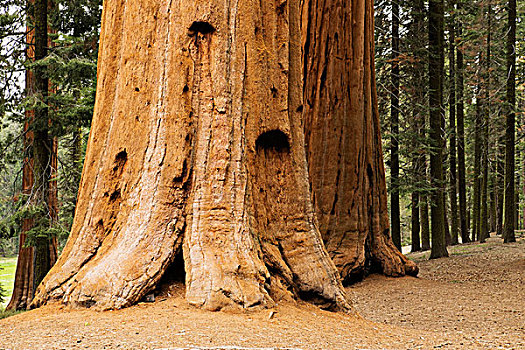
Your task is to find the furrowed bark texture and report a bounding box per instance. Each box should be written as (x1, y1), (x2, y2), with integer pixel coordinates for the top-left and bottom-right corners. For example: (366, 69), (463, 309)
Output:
(33, 0), (350, 312)
(301, 0), (418, 283)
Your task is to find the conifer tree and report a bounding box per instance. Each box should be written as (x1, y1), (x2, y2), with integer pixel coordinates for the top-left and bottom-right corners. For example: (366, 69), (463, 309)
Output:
(429, 0), (449, 258)
(390, 0), (401, 251)
(504, 0), (517, 243)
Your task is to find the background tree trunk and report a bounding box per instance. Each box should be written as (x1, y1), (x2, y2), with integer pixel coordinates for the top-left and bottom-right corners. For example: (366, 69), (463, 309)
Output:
(443, 195), (452, 245)
(504, 0), (516, 243)
(489, 180), (497, 233)
(448, 0), (458, 245)
(7, 0), (58, 311)
(421, 193), (431, 251)
(390, 0), (401, 251)
(456, 17), (470, 243)
(428, 0), (449, 259)
(411, 193), (421, 252)
(409, 0), (426, 253)
(496, 138), (505, 235)
(33, 0), (351, 312)
(480, 2), (491, 243)
(472, 94), (482, 241)
(301, 0), (418, 284)
(515, 159), (520, 230)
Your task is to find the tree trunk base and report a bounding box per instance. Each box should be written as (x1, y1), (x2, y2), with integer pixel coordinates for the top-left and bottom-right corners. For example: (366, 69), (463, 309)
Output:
(31, 0), (351, 314)
(370, 231), (418, 278)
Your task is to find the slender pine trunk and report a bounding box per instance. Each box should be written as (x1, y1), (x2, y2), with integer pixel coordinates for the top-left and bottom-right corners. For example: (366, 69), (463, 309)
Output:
(480, 2), (492, 243)
(448, 0), (458, 245)
(429, 0), (449, 258)
(444, 192), (452, 246)
(421, 194), (431, 251)
(490, 181), (497, 233)
(515, 164), (520, 229)
(504, 0), (517, 243)
(472, 90), (483, 241)
(411, 193), (421, 252)
(496, 138), (505, 235)
(410, 0), (426, 253)
(390, 0), (401, 251)
(456, 18), (470, 243)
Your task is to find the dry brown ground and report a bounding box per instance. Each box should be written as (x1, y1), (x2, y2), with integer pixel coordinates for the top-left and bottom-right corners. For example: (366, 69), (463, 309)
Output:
(352, 234), (524, 349)
(0, 235), (523, 350)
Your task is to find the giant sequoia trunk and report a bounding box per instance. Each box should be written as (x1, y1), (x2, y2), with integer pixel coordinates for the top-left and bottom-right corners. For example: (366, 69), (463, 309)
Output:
(32, 0), (350, 312)
(301, 0), (418, 283)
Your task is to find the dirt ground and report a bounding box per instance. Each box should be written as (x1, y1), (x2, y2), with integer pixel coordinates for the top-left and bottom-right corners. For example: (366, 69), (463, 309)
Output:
(0, 234), (523, 350)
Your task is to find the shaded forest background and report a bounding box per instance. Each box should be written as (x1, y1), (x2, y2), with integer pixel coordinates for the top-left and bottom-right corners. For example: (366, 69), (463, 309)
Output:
(0, 0), (523, 303)
(375, 0), (523, 250)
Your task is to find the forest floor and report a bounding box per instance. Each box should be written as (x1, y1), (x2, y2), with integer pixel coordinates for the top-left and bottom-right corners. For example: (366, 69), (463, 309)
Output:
(0, 234), (523, 350)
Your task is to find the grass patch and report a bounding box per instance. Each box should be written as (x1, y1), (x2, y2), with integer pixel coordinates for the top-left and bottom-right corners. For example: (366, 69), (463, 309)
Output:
(407, 253), (430, 263)
(0, 257), (17, 309)
(0, 309), (22, 320)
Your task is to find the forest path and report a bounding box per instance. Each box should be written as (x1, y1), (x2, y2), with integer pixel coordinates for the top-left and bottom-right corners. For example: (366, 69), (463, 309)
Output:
(0, 235), (523, 350)
(352, 233), (524, 349)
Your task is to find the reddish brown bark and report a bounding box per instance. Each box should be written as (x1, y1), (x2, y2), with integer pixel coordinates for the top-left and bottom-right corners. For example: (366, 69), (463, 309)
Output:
(33, 0), (350, 312)
(300, 0), (418, 283)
